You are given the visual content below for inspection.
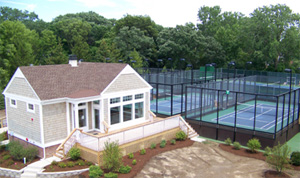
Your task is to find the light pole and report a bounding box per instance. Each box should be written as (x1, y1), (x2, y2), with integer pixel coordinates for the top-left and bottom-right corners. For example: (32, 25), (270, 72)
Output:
(168, 58), (172, 70)
(118, 59), (123, 63)
(205, 63), (212, 83)
(180, 58), (185, 70)
(157, 59), (163, 83)
(284, 68), (292, 141)
(227, 61), (235, 80)
(211, 63), (217, 82)
(187, 64), (193, 84)
(105, 57), (110, 63)
(245, 61), (252, 77)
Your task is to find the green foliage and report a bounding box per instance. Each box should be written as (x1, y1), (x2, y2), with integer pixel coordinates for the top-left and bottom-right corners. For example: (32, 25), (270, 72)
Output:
(128, 153), (134, 159)
(103, 140), (123, 172)
(160, 140), (166, 148)
(150, 143), (156, 149)
(86, 161), (93, 166)
(76, 160), (85, 166)
(132, 159), (137, 165)
(68, 147), (81, 160)
(3, 154), (11, 160)
(290, 151), (300, 166)
(171, 139), (176, 145)
(247, 138), (261, 153)
(104, 172), (118, 178)
(140, 148), (146, 155)
(7, 160), (14, 166)
(175, 131), (187, 141)
(224, 138), (232, 146)
(263, 146), (272, 156)
(89, 165), (103, 178)
(51, 160), (58, 166)
(119, 165), (132, 174)
(0, 132), (7, 141)
(67, 161), (75, 167)
(58, 162), (67, 168)
(23, 146), (38, 162)
(233, 142), (241, 150)
(266, 142), (291, 173)
(7, 141), (38, 161)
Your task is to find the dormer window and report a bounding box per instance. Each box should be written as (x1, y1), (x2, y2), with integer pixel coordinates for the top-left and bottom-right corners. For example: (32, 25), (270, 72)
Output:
(27, 103), (35, 113)
(10, 99), (17, 108)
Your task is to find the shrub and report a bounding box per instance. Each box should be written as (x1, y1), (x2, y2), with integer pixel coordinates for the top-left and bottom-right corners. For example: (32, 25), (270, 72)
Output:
(247, 138), (261, 153)
(76, 160), (85, 166)
(290, 151), (300, 166)
(150, 143), (156, 149)
(24, 146), (38, 161)
(171, 139), (176, 145)
(7, 141), (24, 161)
(0, 132), (7, 142)
(67, 161), (75, 167)
(233, 142), (241, 150)
(51, 160), (58, 166)
(58, 162), (67, 168)
(7, 160), (14, 166)
(266, 142), (291, 173)
(68, 147), (81, 160)
(140, 148), (146, 155)
(128, 153), (134, 159)
(0, 145), (6, 151)
(86, 161), (93, 166)
(104, 172), (118, 178)
(119, 165), (132, 174)
(175, 131), (187, 141)
(3, 154), (11, 160)
(263, 146), (272, 156)
(103, 140), (122, 172)
(160, 141), (166, 148)
(132, 159), (137, 165)
(89, 165), (103, 178)
(224, 138), (232, 146)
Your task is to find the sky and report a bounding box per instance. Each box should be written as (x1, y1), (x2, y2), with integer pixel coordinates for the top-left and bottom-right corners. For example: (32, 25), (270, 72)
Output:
(1, 0), (300, 27)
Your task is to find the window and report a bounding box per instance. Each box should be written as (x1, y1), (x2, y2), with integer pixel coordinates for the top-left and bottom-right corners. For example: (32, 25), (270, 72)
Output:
(78, 103), (86, 106)
(110, 97), (120, 104)
(123, 95), (132, 102)
(27, 103), (35, 113)
(135, 102), (144, 119)
(110, 106), (120, 125)
(10, 99), (17, 108)
(135, 93), (144, 99)
(123, 104), (132, 122)
(93, 100), (100, 105)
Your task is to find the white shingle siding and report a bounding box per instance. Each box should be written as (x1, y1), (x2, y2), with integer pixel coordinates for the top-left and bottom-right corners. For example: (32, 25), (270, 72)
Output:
(6, 98), (41, 143)
(6, 77), (38, 99)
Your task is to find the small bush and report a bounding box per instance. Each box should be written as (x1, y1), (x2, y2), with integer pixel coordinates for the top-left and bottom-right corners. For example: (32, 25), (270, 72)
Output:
(224, 138), (232, 146)
(68, 147), (81, 160)
(67, 161), (75, 167)
(103, 140), (122, 172)
(263, 146), (272, 156)
(86, 161), (93, 166)
(175, 131), (187, 141)
(89, 165), (103, 178)
(140, 149), (146, 155)
(3, 154), (11, 160)
(104, 172), (118, 178)
(0, 132), (7, 141)
(171, 139), (176, 145)
(51, 160), (58, 166)
(266, 142), (291, 173)
(247, 138), (261, 153)
(233, 142), (241, 150)
(160, 142), (166, 148)
(291, 151), (300, 166)
(58, 162), (67, 168)
(119, 165), (132, 174)
(128, 153), (134, 159)
(7, 160), (14, 166)
(150, 143), (156, 149)
(76, 160), (85, 166)
(132, 159), (137, 165)
(24, 146), (38, 161)
(7, 141), (24, 161)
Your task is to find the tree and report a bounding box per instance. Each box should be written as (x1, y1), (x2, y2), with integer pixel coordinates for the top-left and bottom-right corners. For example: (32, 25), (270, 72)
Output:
(128, 49), (143, 68)
(103, 140), (122, 172)
(266, 142), (291, 174)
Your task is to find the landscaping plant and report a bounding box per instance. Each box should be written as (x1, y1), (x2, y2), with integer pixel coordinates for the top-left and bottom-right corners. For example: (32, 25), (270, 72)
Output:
(7, 141), (38, 161)
(119, 165), (132, 174)
(140, 148), (146, 155)
(67, 161), (75, 167)
(128, 153), (134, 159)
(150, 143), (156, 149)
(263, 146), (272, 156)
(224, 138), (232, 146)
(233, 142), (241, 150)
(103, 140), (123, 172)
(132, 159), (137, 165)
(104, 172), (118, 178)
(58, 162), (67, 168)
(176, 131), (187, 141)
(160, 140), (166, 148)
(247, 138), (261, 153)
(89, 165), (103, 178)
(171, 139), (176, 145)
(266, 142), (291, 174)
(290, 151), (300, 166)
(68, 147), (81, 160)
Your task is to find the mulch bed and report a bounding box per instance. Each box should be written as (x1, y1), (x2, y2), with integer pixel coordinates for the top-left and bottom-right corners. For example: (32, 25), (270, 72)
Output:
(79, 139), (194, 178)
(219, 144), (300, 178)
(0, 149), (39, 170)
(43, 158), (91, 172)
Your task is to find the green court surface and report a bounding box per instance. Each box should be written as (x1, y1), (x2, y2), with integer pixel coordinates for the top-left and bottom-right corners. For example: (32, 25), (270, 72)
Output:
(286, 132), (300, 152)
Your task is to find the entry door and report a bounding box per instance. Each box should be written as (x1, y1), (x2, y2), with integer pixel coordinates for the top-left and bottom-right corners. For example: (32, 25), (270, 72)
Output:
(94, 109), (100, 130)
(78, 108), (88, 131)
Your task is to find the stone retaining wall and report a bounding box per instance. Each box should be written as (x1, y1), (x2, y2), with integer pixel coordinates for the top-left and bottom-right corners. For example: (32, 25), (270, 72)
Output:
(37, 168), (89, 178)
(0, 167), (23, 178)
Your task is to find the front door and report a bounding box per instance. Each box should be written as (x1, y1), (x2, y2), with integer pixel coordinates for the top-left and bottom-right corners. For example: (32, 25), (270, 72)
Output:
(78, 108), (88, 131)
(94, 109), (100, 130)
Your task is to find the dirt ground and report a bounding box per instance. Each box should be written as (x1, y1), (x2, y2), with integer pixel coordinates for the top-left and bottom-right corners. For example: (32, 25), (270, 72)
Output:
(135, 141), (300, 178)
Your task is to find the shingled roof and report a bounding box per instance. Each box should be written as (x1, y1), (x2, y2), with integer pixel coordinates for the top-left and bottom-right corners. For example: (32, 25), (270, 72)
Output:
(20, 62), (127, 100)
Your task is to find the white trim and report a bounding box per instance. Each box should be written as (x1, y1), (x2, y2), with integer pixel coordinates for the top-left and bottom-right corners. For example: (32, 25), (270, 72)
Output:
(26, 103), (35, 113)
(66, 102), (70, 135)
(4, 93), (40, 105)
(43, 139), (65, 148)
(39, 104), (45, 146)
(10, 132), (43, 147)
(9, 98), (17, 108)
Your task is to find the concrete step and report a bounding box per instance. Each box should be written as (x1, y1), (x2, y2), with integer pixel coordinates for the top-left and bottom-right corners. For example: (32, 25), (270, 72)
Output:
(21, 172), (37, 178)
(189, 132), (199, 138)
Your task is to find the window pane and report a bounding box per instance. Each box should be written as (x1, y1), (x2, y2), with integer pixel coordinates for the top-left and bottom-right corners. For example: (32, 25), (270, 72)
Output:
(28, 104), (34, 110)
(78, 103), (86, 106)
(94, 109), (100, 129)
(135, 94), (144, 99)
(11, 99), (16, 105)
(110, 97), (120, 104)
(135, 102), (144, 119)
(93, 100), (100, 105)
(123, 104), (132, 122)
(79, 109), (87, 127)
(123, 95), (132, 102)
(110, 106), (120, 125)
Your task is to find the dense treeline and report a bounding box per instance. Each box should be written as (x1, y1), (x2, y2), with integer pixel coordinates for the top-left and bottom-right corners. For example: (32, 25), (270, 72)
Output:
(0, 4), (300, 109)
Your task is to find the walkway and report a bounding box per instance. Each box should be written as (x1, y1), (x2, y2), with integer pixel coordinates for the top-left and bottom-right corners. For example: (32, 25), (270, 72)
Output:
(21, 156), (61, 178)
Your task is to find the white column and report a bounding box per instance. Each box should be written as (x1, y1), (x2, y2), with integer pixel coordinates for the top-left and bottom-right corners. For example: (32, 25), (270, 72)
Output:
(74, 104), (79, 129)
(66, 102), (70, 134)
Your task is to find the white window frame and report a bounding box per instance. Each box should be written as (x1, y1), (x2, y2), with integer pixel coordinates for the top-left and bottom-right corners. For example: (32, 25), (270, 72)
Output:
(10, 99), (17, 108)
(27, 103), (35, 113)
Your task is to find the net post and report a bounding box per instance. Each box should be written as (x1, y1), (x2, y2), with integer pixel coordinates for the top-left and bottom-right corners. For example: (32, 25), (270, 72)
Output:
(274, 96), (279, 139)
